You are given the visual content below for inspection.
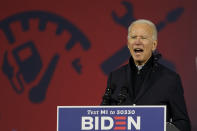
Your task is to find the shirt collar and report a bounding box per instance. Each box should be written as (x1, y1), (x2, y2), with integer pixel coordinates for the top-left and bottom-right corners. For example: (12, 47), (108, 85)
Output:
(129, 55), (154, 71)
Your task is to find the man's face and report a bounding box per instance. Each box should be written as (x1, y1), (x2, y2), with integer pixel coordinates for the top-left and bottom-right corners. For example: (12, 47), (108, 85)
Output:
(128, 23), (157, 65)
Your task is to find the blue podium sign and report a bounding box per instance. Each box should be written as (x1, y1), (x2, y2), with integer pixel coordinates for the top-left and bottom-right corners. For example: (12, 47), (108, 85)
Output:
(57, 106), (166, 131)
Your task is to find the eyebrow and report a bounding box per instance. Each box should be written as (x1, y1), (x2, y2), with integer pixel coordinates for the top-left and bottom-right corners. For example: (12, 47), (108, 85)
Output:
(129, 35), (149, 37)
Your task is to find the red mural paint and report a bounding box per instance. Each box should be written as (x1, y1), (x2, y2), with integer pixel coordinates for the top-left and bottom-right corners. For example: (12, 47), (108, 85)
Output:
(0, 0), (196, 130)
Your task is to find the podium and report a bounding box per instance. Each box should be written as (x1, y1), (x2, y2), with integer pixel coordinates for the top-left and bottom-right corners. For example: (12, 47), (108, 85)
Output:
(57, 106), (179, 131)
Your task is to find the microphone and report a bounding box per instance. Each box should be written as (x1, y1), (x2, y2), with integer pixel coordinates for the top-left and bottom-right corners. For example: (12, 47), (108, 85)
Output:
(166, 122), (180, 131)
(101, 87), (113, 105)
(117, 86), (128, 105)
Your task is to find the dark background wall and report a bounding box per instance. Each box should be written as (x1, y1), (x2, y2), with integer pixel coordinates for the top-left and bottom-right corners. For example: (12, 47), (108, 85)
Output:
(0, 0), (196, 130)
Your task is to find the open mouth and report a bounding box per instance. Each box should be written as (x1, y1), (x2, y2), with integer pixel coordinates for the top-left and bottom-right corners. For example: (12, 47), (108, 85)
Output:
(134, 48), (144, 53)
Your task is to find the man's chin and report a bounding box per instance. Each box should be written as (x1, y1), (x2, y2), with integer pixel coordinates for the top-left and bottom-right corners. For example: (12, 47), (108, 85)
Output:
(133, 56), (143, 62)
(134, 59), (144, 66)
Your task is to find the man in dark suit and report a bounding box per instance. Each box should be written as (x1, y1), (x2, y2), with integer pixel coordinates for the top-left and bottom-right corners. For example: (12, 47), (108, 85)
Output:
(101, 19), (191, 131)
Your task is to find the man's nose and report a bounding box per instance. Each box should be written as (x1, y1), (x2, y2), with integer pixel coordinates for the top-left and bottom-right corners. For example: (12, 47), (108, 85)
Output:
(135, 37), (142, 44)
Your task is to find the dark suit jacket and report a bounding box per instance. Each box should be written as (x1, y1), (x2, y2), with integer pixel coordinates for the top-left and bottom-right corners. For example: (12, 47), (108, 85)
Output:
(101, 56), (191, 131)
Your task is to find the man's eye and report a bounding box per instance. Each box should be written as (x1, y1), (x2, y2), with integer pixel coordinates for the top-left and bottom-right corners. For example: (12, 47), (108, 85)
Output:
(131, 36), (136, 39)
(141, 36), (147, 39)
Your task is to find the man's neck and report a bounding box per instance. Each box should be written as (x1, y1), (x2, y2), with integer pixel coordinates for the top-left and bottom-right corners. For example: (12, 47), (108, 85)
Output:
(134, 55), (152, 67)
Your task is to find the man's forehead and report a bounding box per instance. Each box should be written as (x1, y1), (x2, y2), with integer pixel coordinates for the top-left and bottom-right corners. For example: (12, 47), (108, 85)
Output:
(129, 23), (153, 35)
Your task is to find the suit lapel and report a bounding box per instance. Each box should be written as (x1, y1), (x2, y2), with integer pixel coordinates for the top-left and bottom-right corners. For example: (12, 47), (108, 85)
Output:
(126, 64), (135, 103)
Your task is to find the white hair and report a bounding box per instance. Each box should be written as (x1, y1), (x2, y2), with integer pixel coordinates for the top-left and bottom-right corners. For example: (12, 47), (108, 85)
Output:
(128, 19), (158, 40)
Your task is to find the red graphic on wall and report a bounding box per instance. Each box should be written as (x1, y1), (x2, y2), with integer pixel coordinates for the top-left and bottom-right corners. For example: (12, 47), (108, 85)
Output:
(0, 0), (196, 131)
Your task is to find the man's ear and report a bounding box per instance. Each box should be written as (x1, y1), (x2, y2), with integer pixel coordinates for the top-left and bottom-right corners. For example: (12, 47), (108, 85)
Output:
(152, 40), (158, 51)
(127, 43), (130, 49)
